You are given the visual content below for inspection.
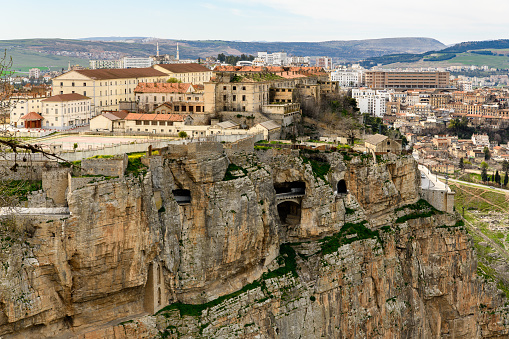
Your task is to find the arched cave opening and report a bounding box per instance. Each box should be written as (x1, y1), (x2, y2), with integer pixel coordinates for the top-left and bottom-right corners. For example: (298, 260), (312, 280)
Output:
(172, 189), (191, 204)
(337, 179), (347, 194)
(274, 181), (306, 195)
(277, 201), (301, 225)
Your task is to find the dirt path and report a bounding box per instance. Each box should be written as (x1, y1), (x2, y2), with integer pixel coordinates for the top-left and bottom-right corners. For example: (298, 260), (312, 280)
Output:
(463, 217), (509, 261)
(451, 183), (508, 213)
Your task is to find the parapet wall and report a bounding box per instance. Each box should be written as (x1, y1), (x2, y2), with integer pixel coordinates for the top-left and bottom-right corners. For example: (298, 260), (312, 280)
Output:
(163, 142), (224, 159)
(42, 167), (70, 206)
(81, 154), (128, 177)
(421, 188), (455, 214)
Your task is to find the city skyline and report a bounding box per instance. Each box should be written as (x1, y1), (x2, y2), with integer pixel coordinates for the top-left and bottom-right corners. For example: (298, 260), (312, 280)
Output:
(1, 0), (509, 45)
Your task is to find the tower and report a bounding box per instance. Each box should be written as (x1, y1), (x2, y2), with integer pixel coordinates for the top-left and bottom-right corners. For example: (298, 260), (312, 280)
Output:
(156, 42), (159, 57)
(176, 43), (179, 61)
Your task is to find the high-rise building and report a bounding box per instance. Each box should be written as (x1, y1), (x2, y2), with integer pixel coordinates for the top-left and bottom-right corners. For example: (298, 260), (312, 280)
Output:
(364, 71), (450, 89)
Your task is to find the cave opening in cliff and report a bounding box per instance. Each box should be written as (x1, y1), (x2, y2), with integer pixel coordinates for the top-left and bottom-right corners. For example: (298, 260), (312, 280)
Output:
(337, 179), (347, 194)
(274, 181), (306, 195)
(172, 189), (191, 204)
(277, 201), (301, 225)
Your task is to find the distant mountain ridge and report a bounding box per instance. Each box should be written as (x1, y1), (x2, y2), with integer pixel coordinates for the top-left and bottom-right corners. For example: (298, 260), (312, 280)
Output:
(0, 37), (445, 66)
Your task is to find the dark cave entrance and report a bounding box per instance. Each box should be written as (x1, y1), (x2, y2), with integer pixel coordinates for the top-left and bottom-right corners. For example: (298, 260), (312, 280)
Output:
(172, 189), (191, 205)
(337, 179), (347, 194)
(277, 201), (302, 225)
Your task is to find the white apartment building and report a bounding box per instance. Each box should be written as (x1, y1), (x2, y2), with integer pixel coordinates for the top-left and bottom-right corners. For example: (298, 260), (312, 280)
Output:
(89, 59), (124, 69)
(7, 95), (47, 127)
(256, 52), (288, 66)
(351, 88), (391, 117)
(29, 68), (41, 78)
(288, 56), (310, 66)
(41, 93), (92, 129)
(472, 134), (490, 147)
(330, 70), (363, 87)
(315, 57), (333, 69)
(123, 57), (153, 69)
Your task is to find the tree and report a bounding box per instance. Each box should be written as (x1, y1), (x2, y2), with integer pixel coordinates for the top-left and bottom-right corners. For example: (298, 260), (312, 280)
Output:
(458, 157), (465, 171)
(484, 146), (491, 161)
(481, 162), (488, 182)
(495, 170), (501, 185)
(502, 160), (509, 173)
(167, 78), (181, 83)
(504, 171), (509, 187)
(178, 131), (187, 138)
(342, 116), (362, 145)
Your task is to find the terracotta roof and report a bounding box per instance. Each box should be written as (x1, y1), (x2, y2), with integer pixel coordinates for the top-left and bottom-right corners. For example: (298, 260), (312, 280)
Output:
(42, 93), (90, 102)
(134, 82), (193, 93)
(154, 63), (211, 73)
(73, 68), (166, 80)
(21, 112), (43, 120)
(99, 110), (129, 121)
(124, 113), (191, 122)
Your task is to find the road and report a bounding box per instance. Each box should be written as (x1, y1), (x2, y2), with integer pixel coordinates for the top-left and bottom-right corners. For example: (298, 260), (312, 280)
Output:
(437, 176), (509, 193)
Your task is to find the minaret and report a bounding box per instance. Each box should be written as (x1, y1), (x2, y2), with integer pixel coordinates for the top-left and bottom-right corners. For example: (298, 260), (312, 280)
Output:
(156, 42), (159, 57)
(176, 43), (179, 61)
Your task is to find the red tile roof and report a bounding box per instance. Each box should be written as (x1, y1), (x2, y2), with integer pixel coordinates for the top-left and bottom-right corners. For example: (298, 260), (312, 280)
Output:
(21, 112), (43, 120)
(154, 63), (211, 73)
(74, 68), (166, 80)
(124, 113), (191, 122)
(42, 93), (90, 102)
(134, 82), (193, 93)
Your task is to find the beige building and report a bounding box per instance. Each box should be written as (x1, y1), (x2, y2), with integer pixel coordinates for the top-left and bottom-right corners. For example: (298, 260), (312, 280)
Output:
(365, 134), (402, 154)
(134, 82), (201, 112)
(7, 94), (47, 127)
(41, 93), (92, 129)
(51, 68), (169, 114)
(365, 71), (450, 89)
(152, 63), (212, 84)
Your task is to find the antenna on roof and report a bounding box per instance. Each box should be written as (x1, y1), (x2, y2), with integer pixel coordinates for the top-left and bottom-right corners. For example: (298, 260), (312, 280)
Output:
(157, 42), (159, 57)
(176, 42), (179, 61)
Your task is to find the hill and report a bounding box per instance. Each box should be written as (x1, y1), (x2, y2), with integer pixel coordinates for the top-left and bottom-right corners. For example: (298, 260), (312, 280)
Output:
(0, 37), (445, 71)
(361, 39), (509, 69)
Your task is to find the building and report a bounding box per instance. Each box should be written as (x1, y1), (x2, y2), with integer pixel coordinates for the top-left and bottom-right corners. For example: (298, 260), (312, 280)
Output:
(315, 57), (333, 69)
(41, 93), (92, 129)
(471, 133), (490, 147)
(7, 94), (48, 127)
(351, 88), (391, 117)
(51, 68), (169, 114)
(90, 110), (129, 132)
(364, 134), (402, 154)
(152, 63), (212, 84)
(89, 60), (124, 69)
(29, 68), (41, 78)
(255, 52), (289, 66)
(330, 70), (363, 87)
(364, 71), (450, 89)
(134, 82), (199, 112)
(123, 57), (153, 69)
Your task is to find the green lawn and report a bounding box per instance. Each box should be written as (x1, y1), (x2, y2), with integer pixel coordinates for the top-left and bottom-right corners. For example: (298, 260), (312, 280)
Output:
(447, 53), (509, 69)
(1, 48), (89, 74)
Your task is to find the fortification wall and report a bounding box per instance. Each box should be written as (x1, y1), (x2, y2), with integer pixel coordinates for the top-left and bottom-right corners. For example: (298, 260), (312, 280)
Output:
(81, 154), (127, 177)
(42, 167), (70, 206)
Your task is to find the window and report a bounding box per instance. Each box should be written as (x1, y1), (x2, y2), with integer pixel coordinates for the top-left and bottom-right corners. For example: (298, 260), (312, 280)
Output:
(223, 95), (226, 101)
(71, 91), (75, 94)
(144, 121), (150, 125)
(223, 86), (226, 90)
(242, 95), (246, 101)
(154, 96), (157, 101)
(195, 97), (199, 101)
(242, 86), (246, 90)
(233, 86), (236, 90)
(162, 96), (165, 102)
(55, 109), (58, 114)
(161, 110), (166, 114)
(151, 121), (157, 125)
(55, 117), (58, 121)
(60, 91), (63, 95)
(84, 91), (86, 96)
(233, 95), (236, 101)
(60, 82), (63, 86)
(72, 82), (75, 87)
(83, 82), (86, 86)
(136, 121), (142, 125)
(100, 101), (102, 106)
(182, 106), (186, 112)
(159, 121), (165, 125)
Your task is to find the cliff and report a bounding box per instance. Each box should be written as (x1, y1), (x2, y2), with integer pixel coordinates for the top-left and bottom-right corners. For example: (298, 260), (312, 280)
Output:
(0, 145), (508, 338)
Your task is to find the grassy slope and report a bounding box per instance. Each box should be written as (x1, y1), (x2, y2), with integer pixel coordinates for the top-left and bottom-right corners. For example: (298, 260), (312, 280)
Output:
(450, 181), (509, 296)
(446, 53), (509, 68)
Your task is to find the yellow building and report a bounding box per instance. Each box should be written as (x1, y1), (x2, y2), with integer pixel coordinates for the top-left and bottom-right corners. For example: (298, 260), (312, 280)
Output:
(51, 68), (169, 114)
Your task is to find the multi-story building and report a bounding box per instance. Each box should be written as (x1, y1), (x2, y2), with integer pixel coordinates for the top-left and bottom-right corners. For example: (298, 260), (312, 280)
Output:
(123, 57), (153, 69)
(364, 71), (450, 89)
(28, 68), (41, 78)
(330, 70), (363, 87)
(51, 68), (169, 114)
(89, 59), (124, 69)
(351, 88), (391, 117)
(134, 82), (201, 112)
(315, 57), (333, 69)
(40, 93), (92, 129)
(255, 52), (289, 66)
(7, 94), (47, 127)
(472, 134), (490, 147)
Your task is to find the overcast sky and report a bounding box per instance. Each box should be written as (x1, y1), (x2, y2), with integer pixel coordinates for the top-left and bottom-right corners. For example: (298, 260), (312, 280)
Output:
(1, 0), (508, 45)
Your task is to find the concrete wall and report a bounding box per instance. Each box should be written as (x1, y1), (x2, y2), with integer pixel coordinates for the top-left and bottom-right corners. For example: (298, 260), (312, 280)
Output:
(421, 188), (455, 214)
(42, 167), (70, 206)
(81, 154), (128, 177)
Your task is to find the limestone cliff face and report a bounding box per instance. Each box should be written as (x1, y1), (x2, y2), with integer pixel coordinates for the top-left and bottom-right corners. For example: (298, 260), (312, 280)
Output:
(1, 146), (507, 338)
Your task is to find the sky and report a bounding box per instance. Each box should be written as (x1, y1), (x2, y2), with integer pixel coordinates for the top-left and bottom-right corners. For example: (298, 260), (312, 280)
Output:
(1, 0), (509, 45)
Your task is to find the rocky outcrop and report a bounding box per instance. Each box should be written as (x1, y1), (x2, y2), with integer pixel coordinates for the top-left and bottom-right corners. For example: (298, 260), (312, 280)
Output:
(1, 145), (507, 338)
